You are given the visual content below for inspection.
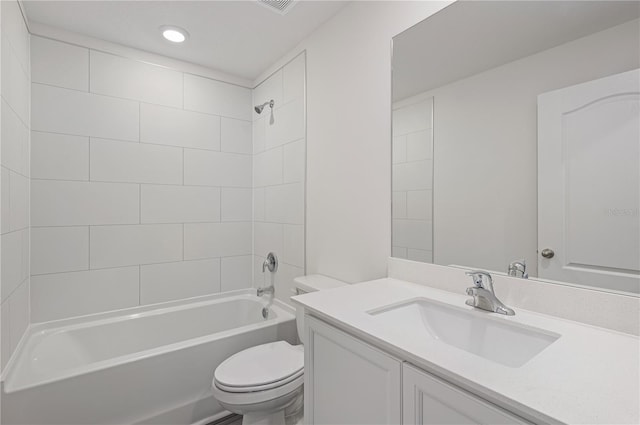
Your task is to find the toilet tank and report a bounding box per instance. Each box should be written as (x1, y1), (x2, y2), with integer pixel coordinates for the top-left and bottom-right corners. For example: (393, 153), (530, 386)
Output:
(292, 275), (346, 343)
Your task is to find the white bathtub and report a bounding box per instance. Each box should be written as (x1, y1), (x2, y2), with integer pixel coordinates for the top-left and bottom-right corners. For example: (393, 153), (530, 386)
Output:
(1, 290), (297, 425)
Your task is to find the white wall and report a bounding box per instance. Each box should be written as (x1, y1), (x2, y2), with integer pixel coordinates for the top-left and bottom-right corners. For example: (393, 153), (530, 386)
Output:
(392, 96), (433, 263)
(425, 18), (639, 275)
(254, 1), (451, 283)
(0, 0), (31, 373)
(252, 53), (306, 305)
(30, 36), (254, 322)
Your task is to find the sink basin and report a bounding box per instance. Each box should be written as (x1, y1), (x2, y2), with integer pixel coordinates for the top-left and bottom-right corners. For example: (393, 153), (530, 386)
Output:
(368, 299), (559, 367)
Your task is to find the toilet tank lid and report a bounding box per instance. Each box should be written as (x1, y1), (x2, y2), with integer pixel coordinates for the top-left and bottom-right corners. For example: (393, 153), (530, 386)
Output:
(293, 274), (346, 293)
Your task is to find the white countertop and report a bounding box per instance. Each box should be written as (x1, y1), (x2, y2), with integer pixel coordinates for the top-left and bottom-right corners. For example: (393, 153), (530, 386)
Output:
(292, 278), (640, 424)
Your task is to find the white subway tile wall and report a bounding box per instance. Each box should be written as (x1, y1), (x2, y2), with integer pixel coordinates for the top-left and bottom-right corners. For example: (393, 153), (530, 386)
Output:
(140, 103), (221, 150)
(31, 36), (89, 91)
(184, 222), (252, 260)
(183, 150), (252, 187)
(252, 53), (306, 306)
(392, 98), (433, 262)
(1, 0), (31, 371)
(89, 51), (183, 108)
(184, 74), (251, 121)
(31, 132), (89, 181)
(221, 256), (253, 292)
(25, 38), (306, 322)
(89, 224), (184, 269)
(29, 36), (258, 322)
(141, 185), (221, 224)
(30, 267), (140, 322)
(31, 227), (89, 275)
(140, 259), (221, 305)
(221, 118), (252, 154)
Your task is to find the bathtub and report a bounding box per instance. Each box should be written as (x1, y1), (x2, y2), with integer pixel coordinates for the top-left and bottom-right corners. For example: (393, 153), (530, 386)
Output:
(1, 290), (297, 425)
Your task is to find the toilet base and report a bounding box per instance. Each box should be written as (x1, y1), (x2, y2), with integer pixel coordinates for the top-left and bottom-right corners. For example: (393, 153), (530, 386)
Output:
(242, 411), (285, 425)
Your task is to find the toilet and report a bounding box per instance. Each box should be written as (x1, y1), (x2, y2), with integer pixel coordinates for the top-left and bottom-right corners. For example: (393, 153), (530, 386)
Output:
(212, 275), (345, 425)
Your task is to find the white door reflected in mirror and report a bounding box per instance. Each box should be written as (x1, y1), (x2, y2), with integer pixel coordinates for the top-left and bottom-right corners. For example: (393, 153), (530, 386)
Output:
(391, 1), (640, 295)
(538, 69), (640, 293)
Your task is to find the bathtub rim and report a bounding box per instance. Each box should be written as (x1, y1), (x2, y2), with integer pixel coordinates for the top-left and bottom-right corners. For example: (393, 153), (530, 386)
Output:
(2, 290), (296, 392)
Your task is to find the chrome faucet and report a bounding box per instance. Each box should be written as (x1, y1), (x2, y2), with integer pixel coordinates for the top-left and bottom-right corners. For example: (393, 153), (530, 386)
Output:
(262, 252), (278, 273)
(508, 259), (528, 278)
(257, 286), (274, 297)
(465, 271), (515, 316)
(257, 252), (278, 298)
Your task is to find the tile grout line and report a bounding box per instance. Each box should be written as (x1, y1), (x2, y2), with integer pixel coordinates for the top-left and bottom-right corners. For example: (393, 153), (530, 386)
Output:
(88, 48), (91, 92)
(6, 171), (13, 234)
(32, 177), (257, 190)
(219, 255), (223, 293)
(30, 219), (259, 229)
(3, 26), (30, 78)
(138, 265), (142, 306)
(88, 225), (91, 271)
(138, 102), (141, 143)
(32, 81), (252, 122)
(1, 92), (30, 130)
(30, 128), (255, 155)
(29, 68), (301, 295)
(30, 254), (257, 278)
(88, 137), (92, 181)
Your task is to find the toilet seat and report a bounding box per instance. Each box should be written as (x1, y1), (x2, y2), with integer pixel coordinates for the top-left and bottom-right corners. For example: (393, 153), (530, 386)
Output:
(212, 374), (304, 407)
(215, 368), (303, 392)
(214, 341), (304, 394)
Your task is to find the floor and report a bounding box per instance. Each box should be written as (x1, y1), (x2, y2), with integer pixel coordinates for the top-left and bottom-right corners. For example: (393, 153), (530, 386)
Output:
(208, 414), (242, 425)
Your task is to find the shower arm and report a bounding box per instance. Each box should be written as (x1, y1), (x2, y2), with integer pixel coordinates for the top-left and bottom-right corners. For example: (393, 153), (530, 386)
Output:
(254, 99), (275, 114)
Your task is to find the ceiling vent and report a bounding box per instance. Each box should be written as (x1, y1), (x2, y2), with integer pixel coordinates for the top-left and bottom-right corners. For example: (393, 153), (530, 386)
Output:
(257, 0), (298, 16)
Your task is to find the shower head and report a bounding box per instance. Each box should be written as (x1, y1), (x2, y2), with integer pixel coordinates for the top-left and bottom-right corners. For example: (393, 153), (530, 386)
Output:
(254, 99), (274, 114)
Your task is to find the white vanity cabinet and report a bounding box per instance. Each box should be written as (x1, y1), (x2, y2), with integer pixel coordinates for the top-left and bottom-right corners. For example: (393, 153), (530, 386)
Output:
(304, 315), (402, 424)
(305, 315), (530, 425)
(403, 364), (529, 424)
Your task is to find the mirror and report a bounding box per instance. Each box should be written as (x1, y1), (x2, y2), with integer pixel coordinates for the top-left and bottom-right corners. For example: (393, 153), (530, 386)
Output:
(391, 1), (640, 295)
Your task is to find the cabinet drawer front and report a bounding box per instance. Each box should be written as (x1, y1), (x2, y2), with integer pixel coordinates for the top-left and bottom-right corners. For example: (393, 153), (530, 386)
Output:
(306, 315), (402, 425)
(403, 364), (530, 425)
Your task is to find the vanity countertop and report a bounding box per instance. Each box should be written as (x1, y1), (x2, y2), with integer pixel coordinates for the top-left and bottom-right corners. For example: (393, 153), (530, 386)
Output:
(292, 278), (639, 424)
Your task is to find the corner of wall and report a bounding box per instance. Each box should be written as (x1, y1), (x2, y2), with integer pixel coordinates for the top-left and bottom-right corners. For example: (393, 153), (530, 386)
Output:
(0, 0), (32, 376)
(251, 51), (307, 306)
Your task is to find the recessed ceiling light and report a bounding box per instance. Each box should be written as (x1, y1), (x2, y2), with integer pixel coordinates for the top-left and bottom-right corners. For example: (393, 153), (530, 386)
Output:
(160, 26), (188, 43)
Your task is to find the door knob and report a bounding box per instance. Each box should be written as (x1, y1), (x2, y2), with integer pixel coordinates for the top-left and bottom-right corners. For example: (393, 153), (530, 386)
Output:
(541, 248), (555, 259)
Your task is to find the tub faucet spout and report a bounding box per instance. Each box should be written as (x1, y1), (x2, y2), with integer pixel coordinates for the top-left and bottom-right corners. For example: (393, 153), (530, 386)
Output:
(257, 286), (274, 297)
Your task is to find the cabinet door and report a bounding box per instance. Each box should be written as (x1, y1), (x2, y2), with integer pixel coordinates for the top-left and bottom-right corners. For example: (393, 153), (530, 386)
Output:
(305, 315), (402, 425)
(403, 364), (529, 425)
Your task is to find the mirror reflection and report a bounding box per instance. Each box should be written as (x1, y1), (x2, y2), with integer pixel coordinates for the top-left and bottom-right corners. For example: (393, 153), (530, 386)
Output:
(391, 1), (640, 295)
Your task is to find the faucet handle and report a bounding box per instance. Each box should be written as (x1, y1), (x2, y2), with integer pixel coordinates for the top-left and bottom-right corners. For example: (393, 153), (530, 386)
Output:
(508, 259), (528, 279)
(465, 270), (493, 290)
(262, 252), (278, 273)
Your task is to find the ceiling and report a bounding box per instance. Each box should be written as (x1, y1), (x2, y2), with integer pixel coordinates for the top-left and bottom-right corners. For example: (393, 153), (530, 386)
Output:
(23, 0), (349, 81)
(393, 1), (640, 101)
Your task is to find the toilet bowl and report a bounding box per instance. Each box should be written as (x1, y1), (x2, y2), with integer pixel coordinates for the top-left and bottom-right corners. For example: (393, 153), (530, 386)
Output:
(212, 341), (304, 425)
(212, 275), (345, 425)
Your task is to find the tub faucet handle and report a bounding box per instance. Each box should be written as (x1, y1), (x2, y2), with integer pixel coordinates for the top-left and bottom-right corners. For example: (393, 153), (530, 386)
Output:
(262, 252), (278, 273)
